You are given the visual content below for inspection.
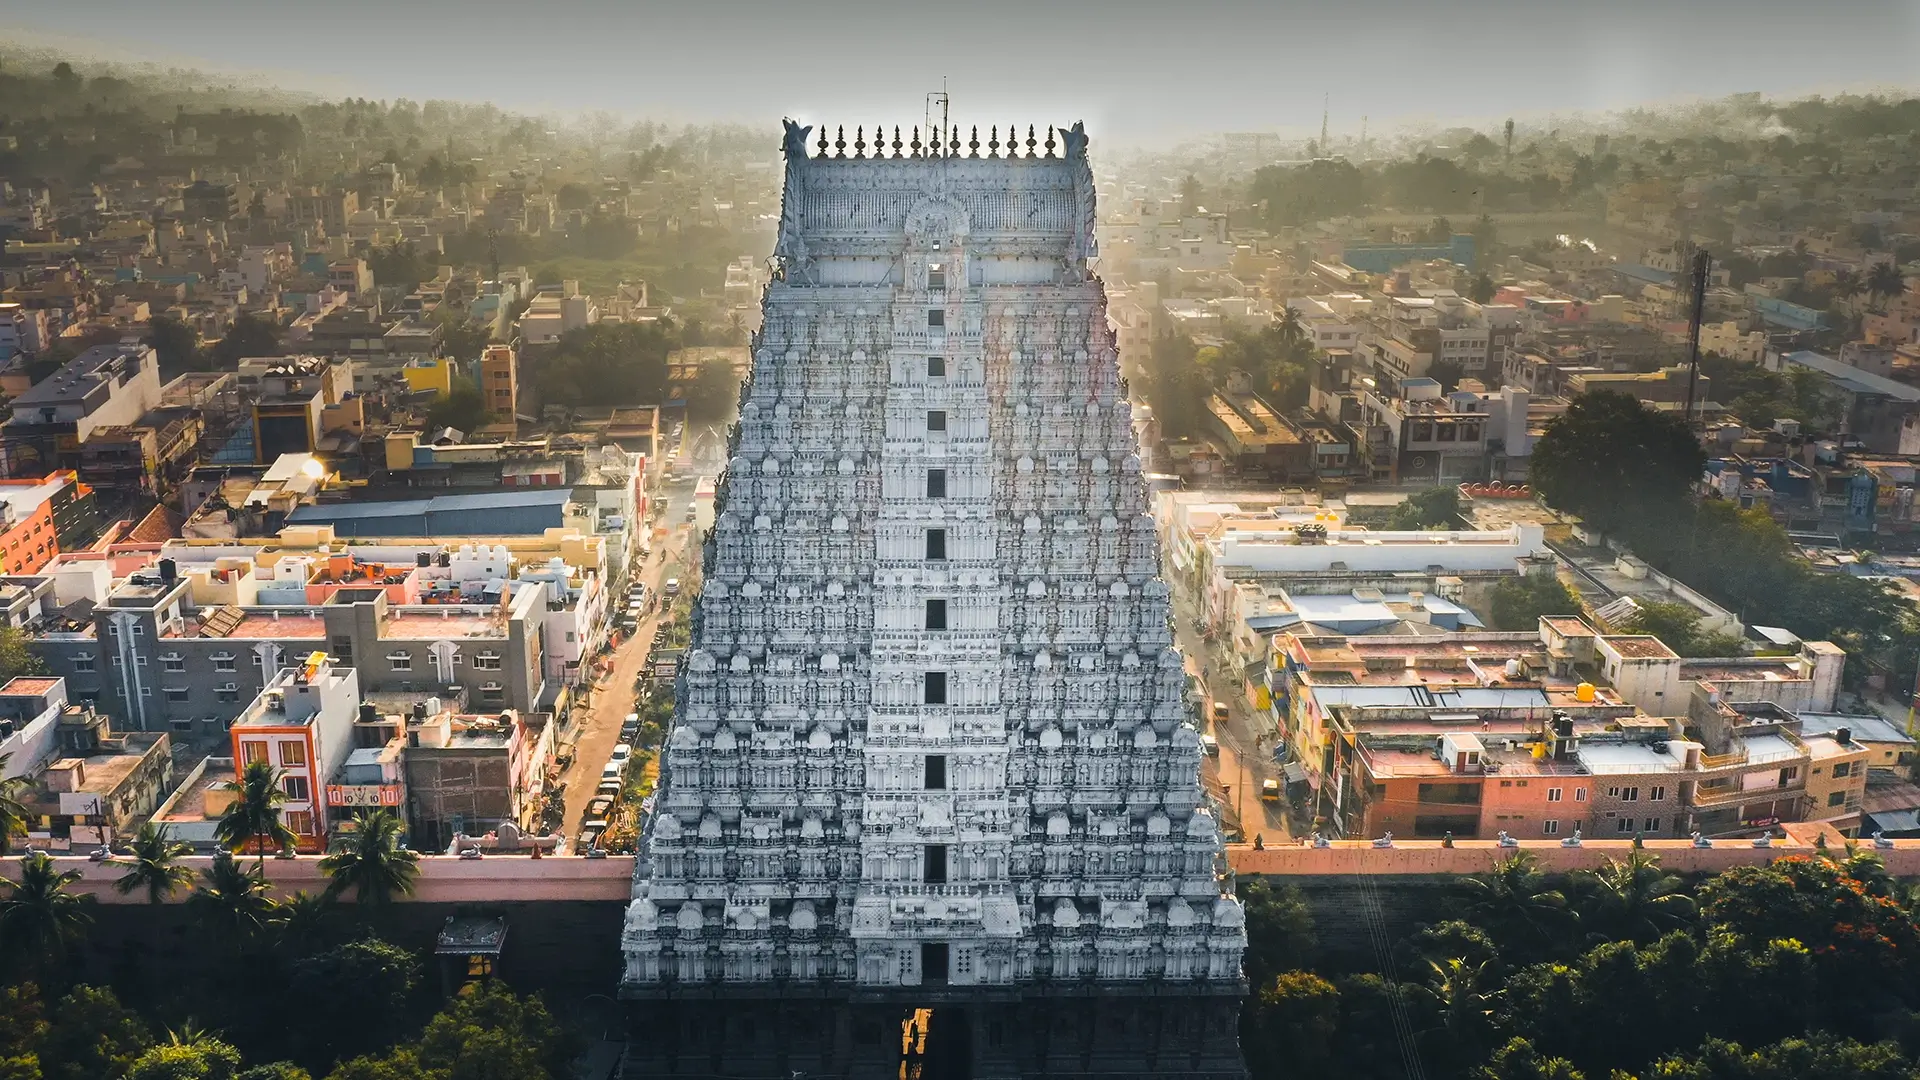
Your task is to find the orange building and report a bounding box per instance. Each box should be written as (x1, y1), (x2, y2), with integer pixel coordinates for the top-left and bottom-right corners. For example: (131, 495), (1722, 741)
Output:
(227, 655), (362, 852)
(0, 472), (91, 574)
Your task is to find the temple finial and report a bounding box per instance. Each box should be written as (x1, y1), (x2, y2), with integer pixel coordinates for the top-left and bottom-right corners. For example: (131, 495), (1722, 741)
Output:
(1045, 125), (1056, 157)
(892, 126), (903, 157)
(988, 126), (999, 157)
(834, 125), (846, 158)
(911, 126), (922, 157)
(853, 126), (865, 158)
(817, 126), (828, 156)
(1026, 124), (1037, 157)
(969, 126), (980, 158)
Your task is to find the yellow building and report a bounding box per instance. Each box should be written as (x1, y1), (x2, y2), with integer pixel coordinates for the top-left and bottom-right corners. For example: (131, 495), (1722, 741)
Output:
(401, 355), (458, 398)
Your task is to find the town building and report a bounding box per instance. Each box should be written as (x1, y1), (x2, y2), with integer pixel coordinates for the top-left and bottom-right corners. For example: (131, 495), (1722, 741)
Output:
(480, 344), (518, 419)
(0, 343), (163, 477)
(620, 124), (1245, 1079)
(229, 654), (360, 851)
(400, 699), (552, 851)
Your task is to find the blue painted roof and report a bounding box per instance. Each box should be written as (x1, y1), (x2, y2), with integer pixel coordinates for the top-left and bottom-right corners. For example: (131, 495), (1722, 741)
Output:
(1612, 263), (1674, 286)
(288, 488), (572, 537)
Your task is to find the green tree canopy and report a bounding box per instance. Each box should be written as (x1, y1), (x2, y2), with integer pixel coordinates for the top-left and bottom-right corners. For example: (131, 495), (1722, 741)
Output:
(209, 314), (282, 369)
(425, 386), (491, 436)
(1250, 159), (1367, 229)
(1489, 570), (1581, 631)
(1387, 487), (1462, 530)
(1530, 390), (1706, 534)
(682, 356), (741, 424)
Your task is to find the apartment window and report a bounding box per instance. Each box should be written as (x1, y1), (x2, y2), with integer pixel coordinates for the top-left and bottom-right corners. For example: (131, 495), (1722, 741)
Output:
(1644, 818), (1662, 832)
(926, 409), (947, 433)
(331, 636), (353, 665)
(212, 654), (237, 673)
(1575, 788), (1587, 802)
(1649, 785), (1667, 801)
(923, 844), (948, 884)
(925, 529), (947, 561)
(282, 775), (311, 802)
(242, 741), (269, 764)
(1829, 791), (1847, 807)
(473, 652), (503, 671)
(162, 655), (185, 673)
(1832, 761), (1853, 779)
(388, 651), (413, 672)
(923, 671), (948, 706)
(1619, 787), (1639, 802)
(139, 687), (151, 697)
(926, 469), (947, 499)
(134, 655), (148, 667)
(481, 684), (506, 704)
(1616, 818), (1634, 834)
(1777, 766), (1798, 786)
(1546, 787), (1562, 803)
(131, 624), (144, 637)
(927, 264), (946, 290)
(164, 688), (189, 703)
(284, 811), (313, 835)
(71, 654), (95, 673)
(1542, 820), (1560, 835)
(280, 742), (307, 767)
(927, 356), (946, 378)
(217, 685), (241, 703)
(924, 754), (948, 791)
(927, 309), (944, 329)
(925, 598), (948, 631)
(170, 718), (194, 733)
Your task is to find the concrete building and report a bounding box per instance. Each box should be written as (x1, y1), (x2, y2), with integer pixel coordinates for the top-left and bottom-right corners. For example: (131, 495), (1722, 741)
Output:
(0, 343), (163, 477)
(229, 655), (361, 850)
(480, 344), (518, 419)
(401, 701), (552, 851)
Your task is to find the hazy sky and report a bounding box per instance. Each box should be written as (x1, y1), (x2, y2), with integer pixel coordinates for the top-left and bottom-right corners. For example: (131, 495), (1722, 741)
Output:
(6, 0), (1920, 145)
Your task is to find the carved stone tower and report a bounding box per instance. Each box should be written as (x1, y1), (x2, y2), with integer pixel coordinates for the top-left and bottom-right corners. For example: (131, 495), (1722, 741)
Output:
(621, 120), (1246, 1080)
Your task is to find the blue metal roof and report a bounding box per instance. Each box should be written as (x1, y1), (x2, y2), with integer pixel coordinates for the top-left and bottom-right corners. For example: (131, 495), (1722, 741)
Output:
(1611, 263), (1675, 286)
(288, 488), (572, 537)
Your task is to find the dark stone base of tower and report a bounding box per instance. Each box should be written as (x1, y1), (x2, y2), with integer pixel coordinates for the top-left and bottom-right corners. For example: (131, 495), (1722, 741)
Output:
(623, 990), (1247, 1079)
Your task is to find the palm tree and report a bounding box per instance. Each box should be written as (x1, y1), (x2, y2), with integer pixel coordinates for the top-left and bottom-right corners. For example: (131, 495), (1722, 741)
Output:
(188, 851), (277, 942)
(1832, 269), (1863, 301)
(1412, 956), (1503, 1064)
(1867, 262), (1907, 306)
(319, 809), (419, 908)
(215, 760), (295, 870)
(113, 821), (194, 904)
(1274, 305), (1307, 351)
(1456, 851), (1571, 948)
(0, 851), (95, 971)
(0, 754), (32, 856)
(272, 890), (336, 953)
(1575, 850), (1696, 941)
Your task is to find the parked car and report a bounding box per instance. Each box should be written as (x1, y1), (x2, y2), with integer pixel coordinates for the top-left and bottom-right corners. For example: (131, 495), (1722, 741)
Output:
(602, 760), (625, 781)
(1199, 734), (1219, 757)
(611, 743), (632, 763)
(664, 578), (681, 597)
(597, 780), (623, 797)
(587, 796), (615, 818)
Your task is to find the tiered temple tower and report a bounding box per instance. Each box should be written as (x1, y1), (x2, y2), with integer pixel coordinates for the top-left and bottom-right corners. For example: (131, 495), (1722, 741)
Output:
(621, 120), (1246, 1080)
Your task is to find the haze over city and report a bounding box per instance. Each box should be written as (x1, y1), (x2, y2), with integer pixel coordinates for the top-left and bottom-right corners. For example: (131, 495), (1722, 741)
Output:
(5, 7), (1920, 1080)
(6, 0), (1920, 142)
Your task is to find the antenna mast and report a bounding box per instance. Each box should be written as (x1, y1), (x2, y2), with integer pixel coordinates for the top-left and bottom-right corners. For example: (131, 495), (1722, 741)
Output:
(1682, 249), (1712, 425)
(1321, 94), (1329, 154)
(926, 81), (950, 155)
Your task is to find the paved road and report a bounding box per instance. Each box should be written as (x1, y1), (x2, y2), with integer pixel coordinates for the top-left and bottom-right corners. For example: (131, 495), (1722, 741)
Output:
(1173, 587), (1292, 846)
(555, 480), (697, 843)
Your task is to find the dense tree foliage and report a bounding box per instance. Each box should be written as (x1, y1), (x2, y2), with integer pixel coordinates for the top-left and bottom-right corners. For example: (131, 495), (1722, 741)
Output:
(525, 322), (675, 407)
(1241, 851), (1920, 1080)
(207, 315), (282, 369)
(1530, 391), (1706, 534)
(1489, 570), (1583, 631)
(1388, 488), (1463, 530)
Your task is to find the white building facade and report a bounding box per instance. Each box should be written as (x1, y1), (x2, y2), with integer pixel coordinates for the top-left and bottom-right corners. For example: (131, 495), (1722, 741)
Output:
(620, 122), (1246, 1079)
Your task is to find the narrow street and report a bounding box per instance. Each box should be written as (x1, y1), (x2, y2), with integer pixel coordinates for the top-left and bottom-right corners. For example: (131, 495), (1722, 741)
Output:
(1172, 585), (1291, 846)
(554, 480), (696, 843)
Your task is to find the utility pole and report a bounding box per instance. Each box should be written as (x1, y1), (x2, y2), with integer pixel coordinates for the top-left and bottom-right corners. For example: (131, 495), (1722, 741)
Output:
(1320, 94), (1329, 156)
(1681, 249), (1712, 425)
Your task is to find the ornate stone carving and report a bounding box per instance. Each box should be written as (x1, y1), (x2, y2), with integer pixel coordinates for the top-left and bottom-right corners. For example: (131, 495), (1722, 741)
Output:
(623, 122), (1243, 1005)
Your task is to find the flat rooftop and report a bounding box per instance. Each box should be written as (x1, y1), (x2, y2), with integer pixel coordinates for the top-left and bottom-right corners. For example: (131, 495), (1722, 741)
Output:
(385, 610), (505, 640)
(155, 762), (235, 824)
(1576, 742), (1684, 774)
